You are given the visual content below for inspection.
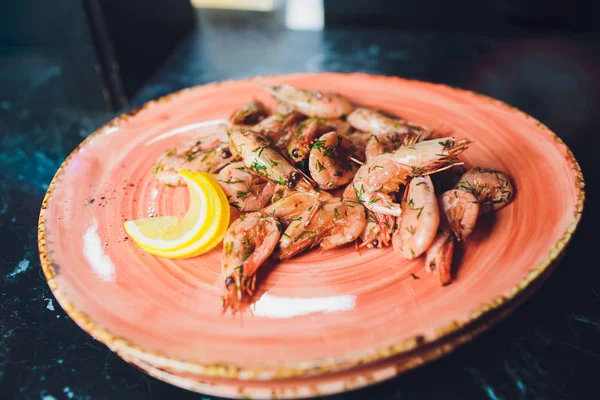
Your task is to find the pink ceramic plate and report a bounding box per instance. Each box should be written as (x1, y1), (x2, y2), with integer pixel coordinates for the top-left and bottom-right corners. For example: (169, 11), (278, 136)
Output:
(38, 73), (584, 393)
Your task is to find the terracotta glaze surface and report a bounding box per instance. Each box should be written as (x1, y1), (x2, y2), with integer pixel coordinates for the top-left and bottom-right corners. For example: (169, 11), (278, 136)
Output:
(114, 299), (521, 399)
(38, 73), (584, 389)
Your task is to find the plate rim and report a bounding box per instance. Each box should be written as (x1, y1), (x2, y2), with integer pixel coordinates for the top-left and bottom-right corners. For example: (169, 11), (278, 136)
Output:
(37, 72), (586, 380)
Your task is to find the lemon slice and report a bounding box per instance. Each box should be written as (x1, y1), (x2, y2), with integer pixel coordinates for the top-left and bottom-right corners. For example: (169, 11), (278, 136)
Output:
(124, 170), (230, 259)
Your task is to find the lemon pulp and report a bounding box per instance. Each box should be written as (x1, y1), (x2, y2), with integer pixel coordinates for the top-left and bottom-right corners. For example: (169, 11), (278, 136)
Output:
(123, 170), (230, 258)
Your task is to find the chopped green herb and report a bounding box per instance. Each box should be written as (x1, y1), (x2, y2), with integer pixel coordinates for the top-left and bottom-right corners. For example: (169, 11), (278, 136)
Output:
(219, 178), (245, 185)
(200, 148), (216, 162)
(315, 159), (325, 172)
(250, 161), (267, 172)
(243, 247), (252, 261)
(416, 207), (424, 219)
(411, 273), (420, 280)
(293, 230), (317, 242)
(312, 139), (326, 151)
(252, 146), (267, 157)
(236, 190), (249, 200)
(323, 145), (336, 158)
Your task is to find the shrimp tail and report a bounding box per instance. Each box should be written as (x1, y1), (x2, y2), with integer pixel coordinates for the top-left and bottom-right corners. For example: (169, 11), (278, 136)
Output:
(419, 139), (473, 175)
(279, 227), (333, 260)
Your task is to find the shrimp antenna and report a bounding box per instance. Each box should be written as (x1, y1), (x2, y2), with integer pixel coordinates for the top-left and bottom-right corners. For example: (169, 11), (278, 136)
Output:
(350, 156), (364, 166)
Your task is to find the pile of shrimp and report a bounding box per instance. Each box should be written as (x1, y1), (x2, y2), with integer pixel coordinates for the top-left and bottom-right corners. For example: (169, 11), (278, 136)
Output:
(151, 84), (514, 313)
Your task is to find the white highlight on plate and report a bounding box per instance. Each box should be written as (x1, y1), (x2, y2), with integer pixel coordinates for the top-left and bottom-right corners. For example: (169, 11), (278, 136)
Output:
(251, 291), (356, 318)
(145, 119), (229, 145)
(83, 221), (115, 281)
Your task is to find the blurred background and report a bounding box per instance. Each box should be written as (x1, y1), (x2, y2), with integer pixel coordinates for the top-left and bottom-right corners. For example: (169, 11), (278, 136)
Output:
(2, 0), (599, 157)
(1, 0), (600, 151)
(1, 1), (599, 108)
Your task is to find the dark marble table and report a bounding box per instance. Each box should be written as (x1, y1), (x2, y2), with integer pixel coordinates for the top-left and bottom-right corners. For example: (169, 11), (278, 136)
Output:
(1, 28), (599, 400)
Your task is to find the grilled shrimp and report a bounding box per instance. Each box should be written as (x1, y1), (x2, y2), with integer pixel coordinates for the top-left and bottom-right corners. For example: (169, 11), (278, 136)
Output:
(252, 112), (301, 133)
(217, 162), (276, 212)
(287, 118), (352, 165)
(152, 127), (236, 186)
(261, 84), (354, 119)
(364, 130), (421, 161)
(345, 131), (370, 155)
(230, 100), (268, 125)
(252, 111), (306, 151)
(287, 118), (331, 164)
(278, 201), (339, 259)
(279, 186), (366, 258)
(347, 107), (432, 138)
(424, 229), (454, 286)
(424, 188), (478, 287)
(221, 212), (281, 312)
(320, 184), (367, 250)
(308, 132), (358, 190)
(392, 176), (440, 259)
(455, 167), (513, 214)
(353, 138), (471, 216)
(262, 190), (332, 226)
(359, 130), (420, 247)
(228, 128), (317, 194)
(439, 189), (479, 241)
